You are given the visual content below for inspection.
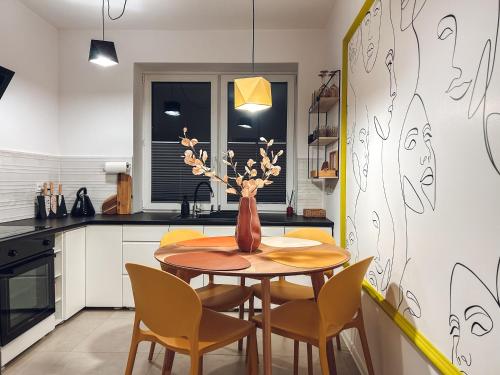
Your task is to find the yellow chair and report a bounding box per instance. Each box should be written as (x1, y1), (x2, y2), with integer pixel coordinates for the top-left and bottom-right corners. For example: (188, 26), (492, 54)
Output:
(251, 228), (336, 305)
(125, 263), (258, 375)
(252, 257), (375, 375)
(250, 228), (339, 373)
(151, 229), (253, 356)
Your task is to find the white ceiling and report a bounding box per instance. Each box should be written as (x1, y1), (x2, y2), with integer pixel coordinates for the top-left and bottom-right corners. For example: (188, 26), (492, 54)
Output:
(19, 0), (334, 30)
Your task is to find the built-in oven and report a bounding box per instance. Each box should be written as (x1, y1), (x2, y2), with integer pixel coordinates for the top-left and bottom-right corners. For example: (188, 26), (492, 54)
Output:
(0, 234), (55, 346)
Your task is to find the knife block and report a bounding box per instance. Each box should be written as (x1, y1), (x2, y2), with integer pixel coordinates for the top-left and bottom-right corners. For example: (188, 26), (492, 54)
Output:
(102, 173), (132, 215)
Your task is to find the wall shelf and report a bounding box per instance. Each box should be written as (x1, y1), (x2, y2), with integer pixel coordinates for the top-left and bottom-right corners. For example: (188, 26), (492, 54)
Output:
(308, 137), (338, 147)
(310, 96), (339, 113)
(308, 70), (341, 180)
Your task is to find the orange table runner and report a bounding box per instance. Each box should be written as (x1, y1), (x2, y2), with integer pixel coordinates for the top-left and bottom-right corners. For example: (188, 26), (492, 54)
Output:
(164, 251), (250, 271)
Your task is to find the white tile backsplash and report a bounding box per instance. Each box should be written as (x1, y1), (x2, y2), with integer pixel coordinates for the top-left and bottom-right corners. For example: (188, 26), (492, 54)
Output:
(296, 158), (324, 213)
(0, 150), (131, 223)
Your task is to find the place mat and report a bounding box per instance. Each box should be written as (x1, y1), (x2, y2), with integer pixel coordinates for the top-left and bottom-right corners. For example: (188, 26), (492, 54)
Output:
(264, 248), (347, 268)
(177, 236), (237, 248)
(163, 251), (250, 271)
(260, 236), (322, 248)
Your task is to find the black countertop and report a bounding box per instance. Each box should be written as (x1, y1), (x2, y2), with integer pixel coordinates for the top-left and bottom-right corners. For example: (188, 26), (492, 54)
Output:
(0, 212), (333, 243)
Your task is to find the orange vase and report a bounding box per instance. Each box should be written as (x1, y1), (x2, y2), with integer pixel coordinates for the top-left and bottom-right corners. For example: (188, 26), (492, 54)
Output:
(235, 197), (261, 252)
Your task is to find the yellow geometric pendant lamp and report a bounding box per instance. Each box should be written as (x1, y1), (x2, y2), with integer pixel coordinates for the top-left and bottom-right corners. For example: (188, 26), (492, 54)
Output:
(234, 0), (272, 112)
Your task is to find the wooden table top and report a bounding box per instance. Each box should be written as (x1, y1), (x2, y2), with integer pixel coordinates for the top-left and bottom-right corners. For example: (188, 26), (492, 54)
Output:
(154, 236), (350, 278)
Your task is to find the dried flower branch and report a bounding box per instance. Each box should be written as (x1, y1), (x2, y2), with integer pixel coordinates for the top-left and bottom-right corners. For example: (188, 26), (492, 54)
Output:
(180, 127), (283, 198)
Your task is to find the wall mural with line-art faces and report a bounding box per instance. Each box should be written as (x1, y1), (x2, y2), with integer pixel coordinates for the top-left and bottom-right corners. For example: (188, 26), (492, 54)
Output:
(344, 0), (500, 373)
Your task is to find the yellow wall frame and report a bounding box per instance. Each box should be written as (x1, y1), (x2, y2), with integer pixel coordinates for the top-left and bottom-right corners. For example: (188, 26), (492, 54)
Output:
(340, 1), (460, 374)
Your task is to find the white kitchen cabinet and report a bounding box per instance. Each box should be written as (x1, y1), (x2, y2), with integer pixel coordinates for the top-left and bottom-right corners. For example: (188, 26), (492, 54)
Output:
(122, 225), (170, 242)
(284, 226), (333, 236)
(86, 225), (123, 307)
(63, 227), (86, 320)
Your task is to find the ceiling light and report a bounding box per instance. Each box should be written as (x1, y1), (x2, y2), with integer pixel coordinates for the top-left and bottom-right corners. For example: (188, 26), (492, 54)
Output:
(164, 101), (181, 116)
(89, 0), (127, 67)
(234, 0), (272, 112)
(89, 40), (118, 67)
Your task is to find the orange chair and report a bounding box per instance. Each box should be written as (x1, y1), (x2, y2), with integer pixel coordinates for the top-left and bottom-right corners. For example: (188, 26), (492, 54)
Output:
(125, 263), (258, 375)
(150, 229), (253, 358)
(252, 257), (375, 375)
(250, 228), (339, 373)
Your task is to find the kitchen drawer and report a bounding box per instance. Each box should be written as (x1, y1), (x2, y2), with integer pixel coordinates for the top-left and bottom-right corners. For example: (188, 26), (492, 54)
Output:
(202, 226), (235, 236)
(122, 225), (170, 242)
(122, 242), (160, 274)
(122, 275), (134, 308)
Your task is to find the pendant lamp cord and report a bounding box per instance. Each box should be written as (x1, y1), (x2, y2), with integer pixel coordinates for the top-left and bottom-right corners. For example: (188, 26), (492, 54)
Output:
(252, 0), (255, 73)
(101, 0), (128, 40)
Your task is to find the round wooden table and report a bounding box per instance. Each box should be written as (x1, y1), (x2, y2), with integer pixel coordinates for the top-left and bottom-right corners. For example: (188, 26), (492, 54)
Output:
(154, 237), (350, 375)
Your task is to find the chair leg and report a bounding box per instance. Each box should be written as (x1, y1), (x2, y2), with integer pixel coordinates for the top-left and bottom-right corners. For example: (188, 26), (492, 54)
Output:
(198, 356), (203, 375)
(336, 335), (342, 351)
(326, 340), (337, 375)
(293, 341), (299, 375)
(238, 303), (245, 351)
(148, 342), (156, 361)
(357, 310), (375, 375)
(190, 353), (200, 375)
(307, 343), (313, 375)
(318, 340), (329, 375)
(162, 350), (175, 375)
(246, 329), (258, 375)
(125, 322), (141, 375)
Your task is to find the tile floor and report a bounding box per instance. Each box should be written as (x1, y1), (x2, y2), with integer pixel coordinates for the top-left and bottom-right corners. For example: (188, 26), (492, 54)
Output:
(3, 309), (361, 375)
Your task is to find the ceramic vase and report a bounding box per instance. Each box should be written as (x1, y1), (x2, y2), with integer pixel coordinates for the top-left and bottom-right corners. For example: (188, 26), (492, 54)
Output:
(235, 197), (261, 252)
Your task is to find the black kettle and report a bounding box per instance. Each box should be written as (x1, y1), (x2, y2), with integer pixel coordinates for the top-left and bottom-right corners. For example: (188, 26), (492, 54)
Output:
(71, 187), (96, 217)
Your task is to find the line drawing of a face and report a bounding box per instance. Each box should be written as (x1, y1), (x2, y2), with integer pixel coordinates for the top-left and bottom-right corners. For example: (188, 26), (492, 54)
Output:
(374, 48), (397, 140)
(346, 216), (359, 262)
(449, 259), (500, 374)
(436, 3), (499, 118)
(361, 0), (382, 73)
(400, 0), (428, 31)
(352, 112), (370, 192)
(485, 112), (500, 174)
(349, 29), (362, 74)
(366, 211), (392, 292)
(399, 94), (436, 214)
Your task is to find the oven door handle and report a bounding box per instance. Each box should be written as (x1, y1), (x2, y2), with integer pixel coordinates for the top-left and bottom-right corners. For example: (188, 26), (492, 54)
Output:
(0, 252), (55, 277)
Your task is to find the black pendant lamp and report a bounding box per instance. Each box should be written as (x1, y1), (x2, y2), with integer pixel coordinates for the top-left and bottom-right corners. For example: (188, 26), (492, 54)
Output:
(89, 0), (127, 67)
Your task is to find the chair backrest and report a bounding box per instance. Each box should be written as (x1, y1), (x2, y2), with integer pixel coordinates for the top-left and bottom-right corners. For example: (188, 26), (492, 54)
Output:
(285, 228), (336, 245)
(160, 229), (204, 247)
(318, 257), (373, 331)
(126, 263), (202, 341)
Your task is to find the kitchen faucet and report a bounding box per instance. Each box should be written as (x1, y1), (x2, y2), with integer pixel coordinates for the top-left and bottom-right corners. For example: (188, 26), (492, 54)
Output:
(192, 181), (214, 217)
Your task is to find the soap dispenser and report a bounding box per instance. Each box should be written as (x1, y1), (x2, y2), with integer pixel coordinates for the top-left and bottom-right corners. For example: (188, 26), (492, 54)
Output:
(181, 195), (190, 218)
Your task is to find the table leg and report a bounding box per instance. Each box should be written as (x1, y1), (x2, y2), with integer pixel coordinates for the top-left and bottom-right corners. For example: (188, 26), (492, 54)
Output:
(261, 277), (272, 375)
(310, 272), (337, 374)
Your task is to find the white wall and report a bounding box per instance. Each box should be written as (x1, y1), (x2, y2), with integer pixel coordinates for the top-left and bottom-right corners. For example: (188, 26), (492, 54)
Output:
(0, 0), (59, 155)
(58, 28), (328, 158)
(324, 1), (438, 374)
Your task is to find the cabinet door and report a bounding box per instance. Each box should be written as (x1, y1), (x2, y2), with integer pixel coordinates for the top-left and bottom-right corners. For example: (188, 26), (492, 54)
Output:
(86, 225), (123, 307)
(63, 228), (86, 320)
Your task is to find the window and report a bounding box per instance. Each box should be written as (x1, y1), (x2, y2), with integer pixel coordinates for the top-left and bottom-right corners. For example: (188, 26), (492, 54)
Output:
(143, 74), (295, 211)
(225, 82), (288, 204)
